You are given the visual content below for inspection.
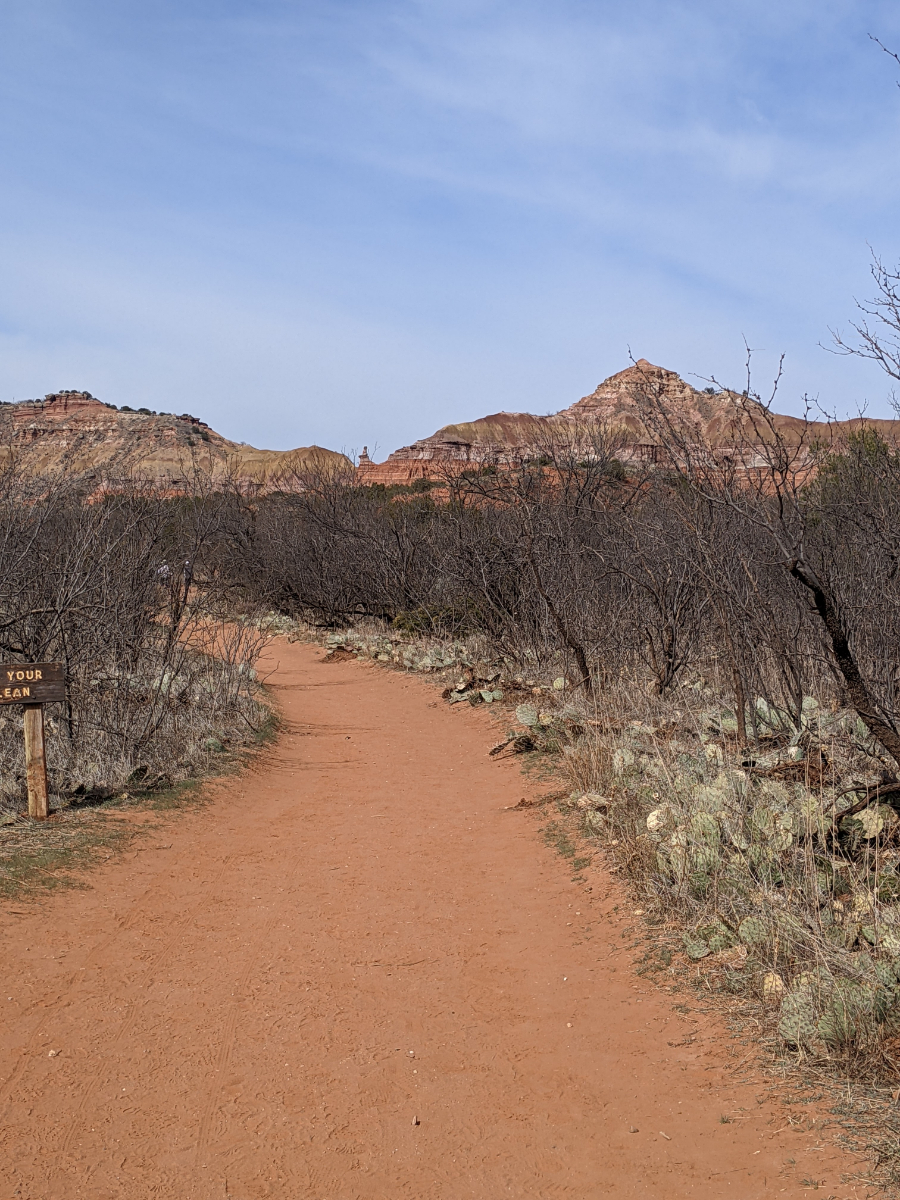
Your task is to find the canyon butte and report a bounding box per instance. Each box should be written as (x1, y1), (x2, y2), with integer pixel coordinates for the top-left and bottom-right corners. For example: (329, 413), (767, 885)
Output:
(357, 359), (900, 485)
(0, 390), (348, 486)
(4, 361), (896, 486)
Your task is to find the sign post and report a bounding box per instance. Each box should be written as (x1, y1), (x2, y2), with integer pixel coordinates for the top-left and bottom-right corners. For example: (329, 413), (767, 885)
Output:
(0, 663), (66, 821)
(23, 704), (48, 819)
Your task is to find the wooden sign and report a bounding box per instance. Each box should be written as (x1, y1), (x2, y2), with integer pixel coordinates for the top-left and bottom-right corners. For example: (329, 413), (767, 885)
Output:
(0, 662), (65, 821)
(0, 662), (65, 705)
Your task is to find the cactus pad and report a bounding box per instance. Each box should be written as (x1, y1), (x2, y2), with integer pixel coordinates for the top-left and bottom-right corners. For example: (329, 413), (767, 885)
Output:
(738, 916), (767, 946)
(778, 989), (818, 1046)
(681, 932), (711, 960)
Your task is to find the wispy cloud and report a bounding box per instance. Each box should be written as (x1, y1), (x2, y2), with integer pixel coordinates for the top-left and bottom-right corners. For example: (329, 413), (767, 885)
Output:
(1, 0), (900, 450)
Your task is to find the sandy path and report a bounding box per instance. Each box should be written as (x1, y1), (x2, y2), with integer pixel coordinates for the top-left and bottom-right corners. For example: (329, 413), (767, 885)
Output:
(0, 641), (864, 1198)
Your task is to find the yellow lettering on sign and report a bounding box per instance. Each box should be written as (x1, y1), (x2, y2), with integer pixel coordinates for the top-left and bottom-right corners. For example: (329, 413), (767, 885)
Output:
(21, 687), (29, 697)
(2, 667), (49, 686)
(12, 689), (20, 699)
(3, 688), (10, 698)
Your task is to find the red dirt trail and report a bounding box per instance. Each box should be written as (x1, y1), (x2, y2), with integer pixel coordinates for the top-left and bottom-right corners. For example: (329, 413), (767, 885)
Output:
(0, 642), (867, 1198)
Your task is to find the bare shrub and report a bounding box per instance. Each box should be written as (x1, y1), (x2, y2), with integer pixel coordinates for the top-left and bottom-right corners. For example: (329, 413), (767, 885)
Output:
(0, 466), (270, 811)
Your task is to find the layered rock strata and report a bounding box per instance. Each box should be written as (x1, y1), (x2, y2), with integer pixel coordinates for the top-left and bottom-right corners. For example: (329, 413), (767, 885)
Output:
(356, 359), (899, 484)
(0, 392), (349, 487)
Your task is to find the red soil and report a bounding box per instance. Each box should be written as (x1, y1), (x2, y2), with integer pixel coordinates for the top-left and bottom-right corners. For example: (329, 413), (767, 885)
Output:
(0, 642), (866, 1197)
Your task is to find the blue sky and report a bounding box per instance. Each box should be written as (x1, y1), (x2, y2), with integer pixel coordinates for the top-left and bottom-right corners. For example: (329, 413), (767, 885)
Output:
(2, 1), (900, 456)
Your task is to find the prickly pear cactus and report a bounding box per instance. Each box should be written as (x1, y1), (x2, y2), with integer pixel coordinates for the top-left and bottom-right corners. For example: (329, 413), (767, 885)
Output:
(747, 843), (777, 871)
(552, 677), (566, 691)
(715, 710), (738, 736)
(738, 915), (767, 946)
(720, 814), (750, 851)
(703, 743), (724, 767)
(816, 980), (873, 1047)
(856, 805), (896, 839)
(682, 932), (711, 960)
(690, 846), (721, 874)
(763, 972), (785, 1002)
(689, 811), (721, 847)
(796, 791), (829, 837)
(515, 704), (538, 727)
(646, 806), (676, 834)
(778, 987), (819, 1046)
(667, 843), (687, 880)
(750, 802), (793, 851)
(691, 783), (729, 813)
(719, 853), (754, 889)
(688, 870), (713, 897)
(612, 748), (635, 775)
(584, 810), (605, 834)
(697, 920), (734, 953)
(875, 959), (898, 988)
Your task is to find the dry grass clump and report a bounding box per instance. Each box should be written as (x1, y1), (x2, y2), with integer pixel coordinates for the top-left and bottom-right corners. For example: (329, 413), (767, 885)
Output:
(0, 802), (146, 898)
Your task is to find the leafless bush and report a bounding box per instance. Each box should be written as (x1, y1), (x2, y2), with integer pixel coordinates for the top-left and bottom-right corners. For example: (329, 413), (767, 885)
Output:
(0, 466), (270, 810)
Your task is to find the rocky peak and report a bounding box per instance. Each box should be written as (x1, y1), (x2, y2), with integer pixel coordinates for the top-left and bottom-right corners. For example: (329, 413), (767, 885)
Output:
(357, 360), (708, 483)
(355, 359), (856, 485)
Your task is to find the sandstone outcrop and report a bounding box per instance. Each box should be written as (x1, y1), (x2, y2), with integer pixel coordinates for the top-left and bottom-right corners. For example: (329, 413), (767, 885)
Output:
(9, 362), (896, 494)
(0, 392), (350, 487)
(356, 360), (727, 484)
(356, 359), (899, 484)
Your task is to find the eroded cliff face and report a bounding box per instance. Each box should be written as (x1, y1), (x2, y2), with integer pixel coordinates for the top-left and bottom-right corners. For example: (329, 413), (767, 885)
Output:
(0, 392), (350, 486)
(8, 363), (895, 493)
(355, 359), (898, 484)
(355, 360), (725, 484)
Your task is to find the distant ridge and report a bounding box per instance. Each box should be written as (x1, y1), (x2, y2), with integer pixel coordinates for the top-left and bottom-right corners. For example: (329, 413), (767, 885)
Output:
(9, 365), (898, 492)
(357, 359), (900, 485)
(0, 391), (350, 486)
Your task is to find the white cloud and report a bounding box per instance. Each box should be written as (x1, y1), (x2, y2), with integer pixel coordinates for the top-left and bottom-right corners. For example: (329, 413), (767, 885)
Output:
(1, 0), (900, 451)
